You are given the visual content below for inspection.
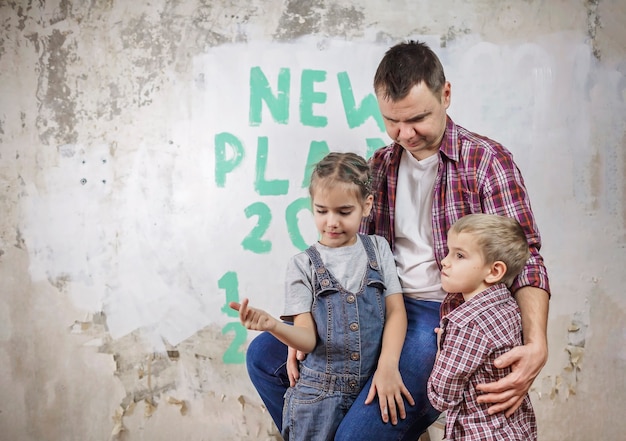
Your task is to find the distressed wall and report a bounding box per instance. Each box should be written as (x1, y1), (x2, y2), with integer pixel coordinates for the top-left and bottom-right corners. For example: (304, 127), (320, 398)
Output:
(0, 1), (625, 440)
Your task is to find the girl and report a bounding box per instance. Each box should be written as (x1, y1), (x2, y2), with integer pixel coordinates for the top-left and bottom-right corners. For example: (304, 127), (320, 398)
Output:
(230, 152), (412, 441)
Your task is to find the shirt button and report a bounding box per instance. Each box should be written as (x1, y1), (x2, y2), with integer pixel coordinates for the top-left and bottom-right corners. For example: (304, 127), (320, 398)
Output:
(350, 352), (360, 361)
(346, 295), (355, 303)
(349, 322), (359, 331)
(349, 380), (358, 388)
(321, 279), (330, 287)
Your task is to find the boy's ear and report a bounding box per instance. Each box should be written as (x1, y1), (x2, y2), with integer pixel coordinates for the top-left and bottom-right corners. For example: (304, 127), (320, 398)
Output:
(485, 261), (506, 284)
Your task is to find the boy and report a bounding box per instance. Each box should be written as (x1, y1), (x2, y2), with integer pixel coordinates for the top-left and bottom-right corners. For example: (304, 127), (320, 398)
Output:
(427, 214), (537, 440)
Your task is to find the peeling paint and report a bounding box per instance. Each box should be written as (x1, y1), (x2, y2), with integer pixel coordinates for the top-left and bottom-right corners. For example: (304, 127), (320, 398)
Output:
(586, 0), (602, 60)
(165, 396), (188, 415)
(567, 310), (589, 348)
(623, 129), (626, 231)
(273, 0), (324, 40)
(68, 316), (263, 436)
(440, 25), (472, 48)
(535, 308), (590, 402)
(323, 4), (365, 38)
(273, 1), (366, 40)
(49, 272), (72, 291)
(34, 28), (79, 145)
(0, 1), (625, 440)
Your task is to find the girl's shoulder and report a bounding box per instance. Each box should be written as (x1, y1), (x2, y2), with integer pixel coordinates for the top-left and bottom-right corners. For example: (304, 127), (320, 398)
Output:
(286, 249), (314, 272)
(363, 234), (393, 252)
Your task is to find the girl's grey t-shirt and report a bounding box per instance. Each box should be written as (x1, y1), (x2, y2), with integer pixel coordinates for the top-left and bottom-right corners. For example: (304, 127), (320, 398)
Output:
(281, 235), (402, 321)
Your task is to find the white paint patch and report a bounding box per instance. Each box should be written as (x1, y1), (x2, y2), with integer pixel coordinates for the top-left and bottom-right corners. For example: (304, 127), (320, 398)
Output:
(19, 35), (624, 354)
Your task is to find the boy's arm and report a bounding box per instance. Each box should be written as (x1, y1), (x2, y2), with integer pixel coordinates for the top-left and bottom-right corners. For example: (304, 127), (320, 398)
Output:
(427, 322), (488, 412)
(365, 293), (413, 425)
(229, 298), (317, 353)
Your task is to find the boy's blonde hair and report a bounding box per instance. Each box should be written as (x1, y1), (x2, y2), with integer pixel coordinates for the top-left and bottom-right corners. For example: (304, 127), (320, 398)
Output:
(450, 214), (530, 287)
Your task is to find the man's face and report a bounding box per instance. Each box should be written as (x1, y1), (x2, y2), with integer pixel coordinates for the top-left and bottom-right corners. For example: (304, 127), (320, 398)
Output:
(377, 81), (451, 161)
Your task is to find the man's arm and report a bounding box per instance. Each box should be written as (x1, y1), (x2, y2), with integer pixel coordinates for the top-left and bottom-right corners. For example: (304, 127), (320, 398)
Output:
(476, 286), (549, 416)
(468, 143), (551, 416)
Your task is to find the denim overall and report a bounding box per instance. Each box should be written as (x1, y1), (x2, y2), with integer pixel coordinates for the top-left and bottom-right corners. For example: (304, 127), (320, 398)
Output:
(282, 235), (387, 441)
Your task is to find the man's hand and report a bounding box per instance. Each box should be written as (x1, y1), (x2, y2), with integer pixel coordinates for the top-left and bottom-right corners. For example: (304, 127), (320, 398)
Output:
(476, 341), (547, 417)
(434, 327), (443, 353)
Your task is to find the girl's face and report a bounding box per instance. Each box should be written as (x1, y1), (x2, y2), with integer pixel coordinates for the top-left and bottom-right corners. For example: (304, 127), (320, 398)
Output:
(440, 230), (492, 299)
(312, 182), (373, 248)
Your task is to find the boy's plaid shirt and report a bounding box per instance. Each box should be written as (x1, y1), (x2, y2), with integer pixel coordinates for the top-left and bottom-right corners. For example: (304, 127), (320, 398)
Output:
(427, 284), (538, 440)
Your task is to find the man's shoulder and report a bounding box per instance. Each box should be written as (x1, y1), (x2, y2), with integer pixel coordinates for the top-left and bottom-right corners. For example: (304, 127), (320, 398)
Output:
(452, 120), (511, 157)
(369, 142), (400, 165)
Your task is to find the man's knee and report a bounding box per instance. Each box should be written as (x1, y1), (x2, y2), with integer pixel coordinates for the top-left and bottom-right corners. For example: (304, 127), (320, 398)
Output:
(246, 332), (287, 377)
(245, 332), (268, 374)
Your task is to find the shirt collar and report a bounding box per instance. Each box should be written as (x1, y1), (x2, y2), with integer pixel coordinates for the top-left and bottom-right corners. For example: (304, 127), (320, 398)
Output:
(443, 284), (512, 328)
(439, 116), (459, 162)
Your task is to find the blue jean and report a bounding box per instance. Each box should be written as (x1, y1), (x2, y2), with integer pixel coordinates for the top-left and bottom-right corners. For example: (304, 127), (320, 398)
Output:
(246, 298), (442, 440)
(283, 365), (363, 441)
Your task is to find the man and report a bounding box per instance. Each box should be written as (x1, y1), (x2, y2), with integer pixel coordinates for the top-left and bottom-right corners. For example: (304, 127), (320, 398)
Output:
(246, 40), (550, 441)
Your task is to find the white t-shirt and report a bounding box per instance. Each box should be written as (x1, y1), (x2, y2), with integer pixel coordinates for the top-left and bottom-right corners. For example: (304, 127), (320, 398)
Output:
(393, 150), (446, 302)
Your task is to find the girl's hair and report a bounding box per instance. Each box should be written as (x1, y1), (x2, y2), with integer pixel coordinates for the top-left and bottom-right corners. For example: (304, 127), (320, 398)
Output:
(374, 40), (446, 101)
(309, 152), (372, 201)
(450, 214), (530, 287)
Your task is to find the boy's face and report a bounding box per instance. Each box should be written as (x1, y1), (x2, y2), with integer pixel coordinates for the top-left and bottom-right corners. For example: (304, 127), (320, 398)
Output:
(440, 230), (492, 299)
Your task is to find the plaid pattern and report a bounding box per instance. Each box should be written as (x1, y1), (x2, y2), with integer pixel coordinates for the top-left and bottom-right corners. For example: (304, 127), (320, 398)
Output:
(427, 284), (537, 440)
(360, 116), (550, 316)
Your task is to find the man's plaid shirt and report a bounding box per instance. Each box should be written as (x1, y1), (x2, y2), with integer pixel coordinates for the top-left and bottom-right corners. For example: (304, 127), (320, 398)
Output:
(360, 116), (551, 315)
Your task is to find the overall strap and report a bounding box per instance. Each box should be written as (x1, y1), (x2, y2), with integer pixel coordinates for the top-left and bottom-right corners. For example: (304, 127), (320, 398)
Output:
(358, 234), (381, 274)
(305, 244), (334, 291)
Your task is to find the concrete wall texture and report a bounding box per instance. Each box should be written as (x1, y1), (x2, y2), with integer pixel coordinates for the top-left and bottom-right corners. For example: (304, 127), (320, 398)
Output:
(1, 1), (624, 440)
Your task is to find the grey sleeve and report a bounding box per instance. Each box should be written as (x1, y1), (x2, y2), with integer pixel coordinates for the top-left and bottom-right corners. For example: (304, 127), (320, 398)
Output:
(373, 235), (403, 297)
(280, 252), (314, 321)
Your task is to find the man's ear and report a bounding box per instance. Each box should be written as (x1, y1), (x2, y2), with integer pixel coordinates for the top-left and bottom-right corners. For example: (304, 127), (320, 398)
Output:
(441, 81), (452, 109)
(485, 261), (507, 284)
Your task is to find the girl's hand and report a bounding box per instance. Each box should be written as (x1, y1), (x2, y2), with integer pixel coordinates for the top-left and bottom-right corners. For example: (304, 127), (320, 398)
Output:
(286, 346), (300, 386)
(286, 347), (309, 386)
(228, 298), (277, 332)
(364, 362), (414, 425)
